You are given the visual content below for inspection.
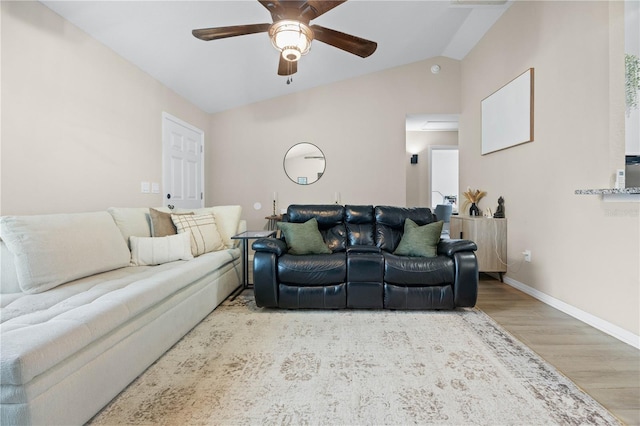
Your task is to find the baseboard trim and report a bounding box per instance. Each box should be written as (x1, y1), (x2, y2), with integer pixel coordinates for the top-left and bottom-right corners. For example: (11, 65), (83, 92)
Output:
(498, 275), (640, 350)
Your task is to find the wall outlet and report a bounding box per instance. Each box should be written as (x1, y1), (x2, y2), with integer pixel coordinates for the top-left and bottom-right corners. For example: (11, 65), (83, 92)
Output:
(523, 250), (532, 262)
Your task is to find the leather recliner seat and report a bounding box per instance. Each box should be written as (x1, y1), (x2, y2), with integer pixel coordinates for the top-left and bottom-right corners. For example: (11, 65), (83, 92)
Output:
(252, 204), (478, 310)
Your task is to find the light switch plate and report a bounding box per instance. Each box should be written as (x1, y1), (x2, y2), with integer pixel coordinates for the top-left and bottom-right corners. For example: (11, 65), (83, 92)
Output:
(141, 182), (150, 193)
(151, 182), (160, 194)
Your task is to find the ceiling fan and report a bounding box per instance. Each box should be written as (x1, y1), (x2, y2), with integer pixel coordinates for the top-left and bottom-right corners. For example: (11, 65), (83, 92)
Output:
(192, 0), (377, 79)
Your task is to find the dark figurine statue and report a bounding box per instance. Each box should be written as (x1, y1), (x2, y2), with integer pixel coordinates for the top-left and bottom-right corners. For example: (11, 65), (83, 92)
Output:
(493, 196), (505, 218)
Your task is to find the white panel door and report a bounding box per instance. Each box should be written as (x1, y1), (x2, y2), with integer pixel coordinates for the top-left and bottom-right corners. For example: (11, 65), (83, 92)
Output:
(162, 113), (204, 210)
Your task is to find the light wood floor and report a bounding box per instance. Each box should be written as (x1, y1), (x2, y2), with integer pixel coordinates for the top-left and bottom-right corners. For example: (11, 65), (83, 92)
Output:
(477, 274), (640, 425)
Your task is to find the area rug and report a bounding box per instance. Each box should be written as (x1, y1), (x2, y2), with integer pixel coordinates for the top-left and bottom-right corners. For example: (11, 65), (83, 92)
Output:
(90, 292), (620, 425)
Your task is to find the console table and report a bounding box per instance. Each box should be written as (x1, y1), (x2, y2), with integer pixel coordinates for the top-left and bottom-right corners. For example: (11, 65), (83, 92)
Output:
(450, 216), (507, 281)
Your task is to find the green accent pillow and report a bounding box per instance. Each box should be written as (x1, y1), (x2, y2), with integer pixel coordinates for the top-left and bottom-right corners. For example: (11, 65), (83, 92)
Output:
(393, 219), (444, 258)
(277, 218), (331, 255)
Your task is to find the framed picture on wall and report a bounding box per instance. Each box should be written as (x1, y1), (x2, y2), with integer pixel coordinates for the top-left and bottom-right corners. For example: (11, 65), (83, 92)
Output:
(481, 68), (534, 155)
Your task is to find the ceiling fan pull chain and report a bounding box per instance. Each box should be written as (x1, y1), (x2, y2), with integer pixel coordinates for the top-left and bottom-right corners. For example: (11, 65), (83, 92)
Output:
(286, 60), (293, 84)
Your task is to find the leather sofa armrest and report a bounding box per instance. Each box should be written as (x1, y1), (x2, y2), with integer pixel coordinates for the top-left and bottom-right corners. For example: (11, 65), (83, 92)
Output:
(453, 251), (478, 307)
(437, 239), (477, 257)
(253, 251), (279, 308)
(252, 238), (287, 256)
(346, 245), (381, 254)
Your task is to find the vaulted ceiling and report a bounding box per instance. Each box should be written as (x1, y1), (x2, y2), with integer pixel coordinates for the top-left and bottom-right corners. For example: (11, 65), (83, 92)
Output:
(41, 1), (511, 114)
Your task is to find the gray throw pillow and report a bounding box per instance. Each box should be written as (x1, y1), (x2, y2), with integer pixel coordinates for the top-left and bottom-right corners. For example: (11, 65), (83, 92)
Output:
(277, 218), (331, 255)
(393, 219), (443, 257)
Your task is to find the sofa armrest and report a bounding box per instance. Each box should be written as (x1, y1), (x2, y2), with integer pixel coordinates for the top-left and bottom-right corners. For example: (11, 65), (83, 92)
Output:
(252, 238), (287, 256)
(453, 251), (478, 307)
(437, 239), (477, 257)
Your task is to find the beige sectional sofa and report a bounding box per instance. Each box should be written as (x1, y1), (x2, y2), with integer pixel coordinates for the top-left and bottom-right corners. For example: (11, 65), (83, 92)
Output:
(0, 206), (244, 425)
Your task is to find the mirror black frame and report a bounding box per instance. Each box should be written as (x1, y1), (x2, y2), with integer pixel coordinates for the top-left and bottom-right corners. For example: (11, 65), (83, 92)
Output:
(283, 142), (326, 185)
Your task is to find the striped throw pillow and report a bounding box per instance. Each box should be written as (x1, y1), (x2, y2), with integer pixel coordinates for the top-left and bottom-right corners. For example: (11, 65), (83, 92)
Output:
(171, 213), (225, 256)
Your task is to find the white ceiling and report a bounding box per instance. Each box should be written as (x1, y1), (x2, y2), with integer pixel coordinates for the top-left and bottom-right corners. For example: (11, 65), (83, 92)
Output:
(40, 0), (510, 114)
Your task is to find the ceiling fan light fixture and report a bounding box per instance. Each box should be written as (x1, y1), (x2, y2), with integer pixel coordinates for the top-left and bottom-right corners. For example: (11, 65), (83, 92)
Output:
(281, 47), (302, 62)
(269, 20), (313, 62)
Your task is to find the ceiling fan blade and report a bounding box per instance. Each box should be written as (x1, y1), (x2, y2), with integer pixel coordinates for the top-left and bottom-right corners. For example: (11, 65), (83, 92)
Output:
(258, 0), (287, 20)
(299, 1), (347, 21)
(277, 55), (298, 76)
(310, 24), (377, 58)
(192, 23), (271, 41)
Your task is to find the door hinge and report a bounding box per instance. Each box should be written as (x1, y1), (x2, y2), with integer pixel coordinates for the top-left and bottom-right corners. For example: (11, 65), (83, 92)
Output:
(201, 192), (203, 200)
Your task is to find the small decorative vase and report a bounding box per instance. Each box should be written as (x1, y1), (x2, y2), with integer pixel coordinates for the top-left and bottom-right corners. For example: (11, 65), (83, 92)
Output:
(469, 203), (480, 216)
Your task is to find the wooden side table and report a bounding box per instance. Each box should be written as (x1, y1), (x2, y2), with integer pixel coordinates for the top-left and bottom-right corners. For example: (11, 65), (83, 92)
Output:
(265, 215), (282, 231)
(449, 215), (507, 281)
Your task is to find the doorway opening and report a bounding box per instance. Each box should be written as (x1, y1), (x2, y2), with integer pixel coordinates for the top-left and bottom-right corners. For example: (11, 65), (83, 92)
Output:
(430, 147), (459, 213)
(405, 114), (459, 209)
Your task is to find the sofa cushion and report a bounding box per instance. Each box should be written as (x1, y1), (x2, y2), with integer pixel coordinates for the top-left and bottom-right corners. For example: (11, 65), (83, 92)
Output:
(0, 212), (131, 294)
(383, 253), (454, 286)
(287, 204), (344, 226)
(277, 218), (331, 255)
(384, 283), (454, 309)
(287, 205), (347, 252)
(278, 253), (346, 285)
(130, 233), (194, 266)
(0, 248), (241, 386)
(375, 206), (435, 252)
(0, 240), (21, 294)
(345, 205), (375, 246)
(172, 213), (225, 256)
(394, 219), (443, 258)
(107, 207), (152, 244)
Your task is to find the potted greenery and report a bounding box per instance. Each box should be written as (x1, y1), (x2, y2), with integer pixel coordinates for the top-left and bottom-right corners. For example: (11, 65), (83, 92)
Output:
(626, 53), (640, 115)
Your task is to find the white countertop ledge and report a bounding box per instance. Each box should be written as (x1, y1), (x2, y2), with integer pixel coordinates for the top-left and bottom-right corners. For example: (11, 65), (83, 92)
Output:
(575, 188), (640, 202)
(575, 188), (640, 195)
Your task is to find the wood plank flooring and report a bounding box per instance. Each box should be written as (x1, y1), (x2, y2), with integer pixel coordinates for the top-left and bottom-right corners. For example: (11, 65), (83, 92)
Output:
(477, 274), (640, 425)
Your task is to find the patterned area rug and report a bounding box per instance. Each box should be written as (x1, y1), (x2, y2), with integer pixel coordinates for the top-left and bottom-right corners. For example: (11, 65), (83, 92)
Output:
(90, 291), (620, 425)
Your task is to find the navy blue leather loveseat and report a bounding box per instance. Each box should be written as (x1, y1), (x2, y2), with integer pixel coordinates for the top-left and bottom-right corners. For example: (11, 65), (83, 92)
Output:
(252, 204), (478, 310)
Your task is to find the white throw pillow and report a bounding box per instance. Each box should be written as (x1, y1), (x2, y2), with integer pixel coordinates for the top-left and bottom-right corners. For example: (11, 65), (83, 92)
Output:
(171, 213), (225, 256)
(0, 212), (131, 294)
(191, 205), (242, 248)
(129, 233), (194, 266)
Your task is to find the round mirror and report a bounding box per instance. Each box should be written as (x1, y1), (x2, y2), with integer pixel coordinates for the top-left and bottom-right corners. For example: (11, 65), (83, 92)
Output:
(283, 142), (326, 185)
